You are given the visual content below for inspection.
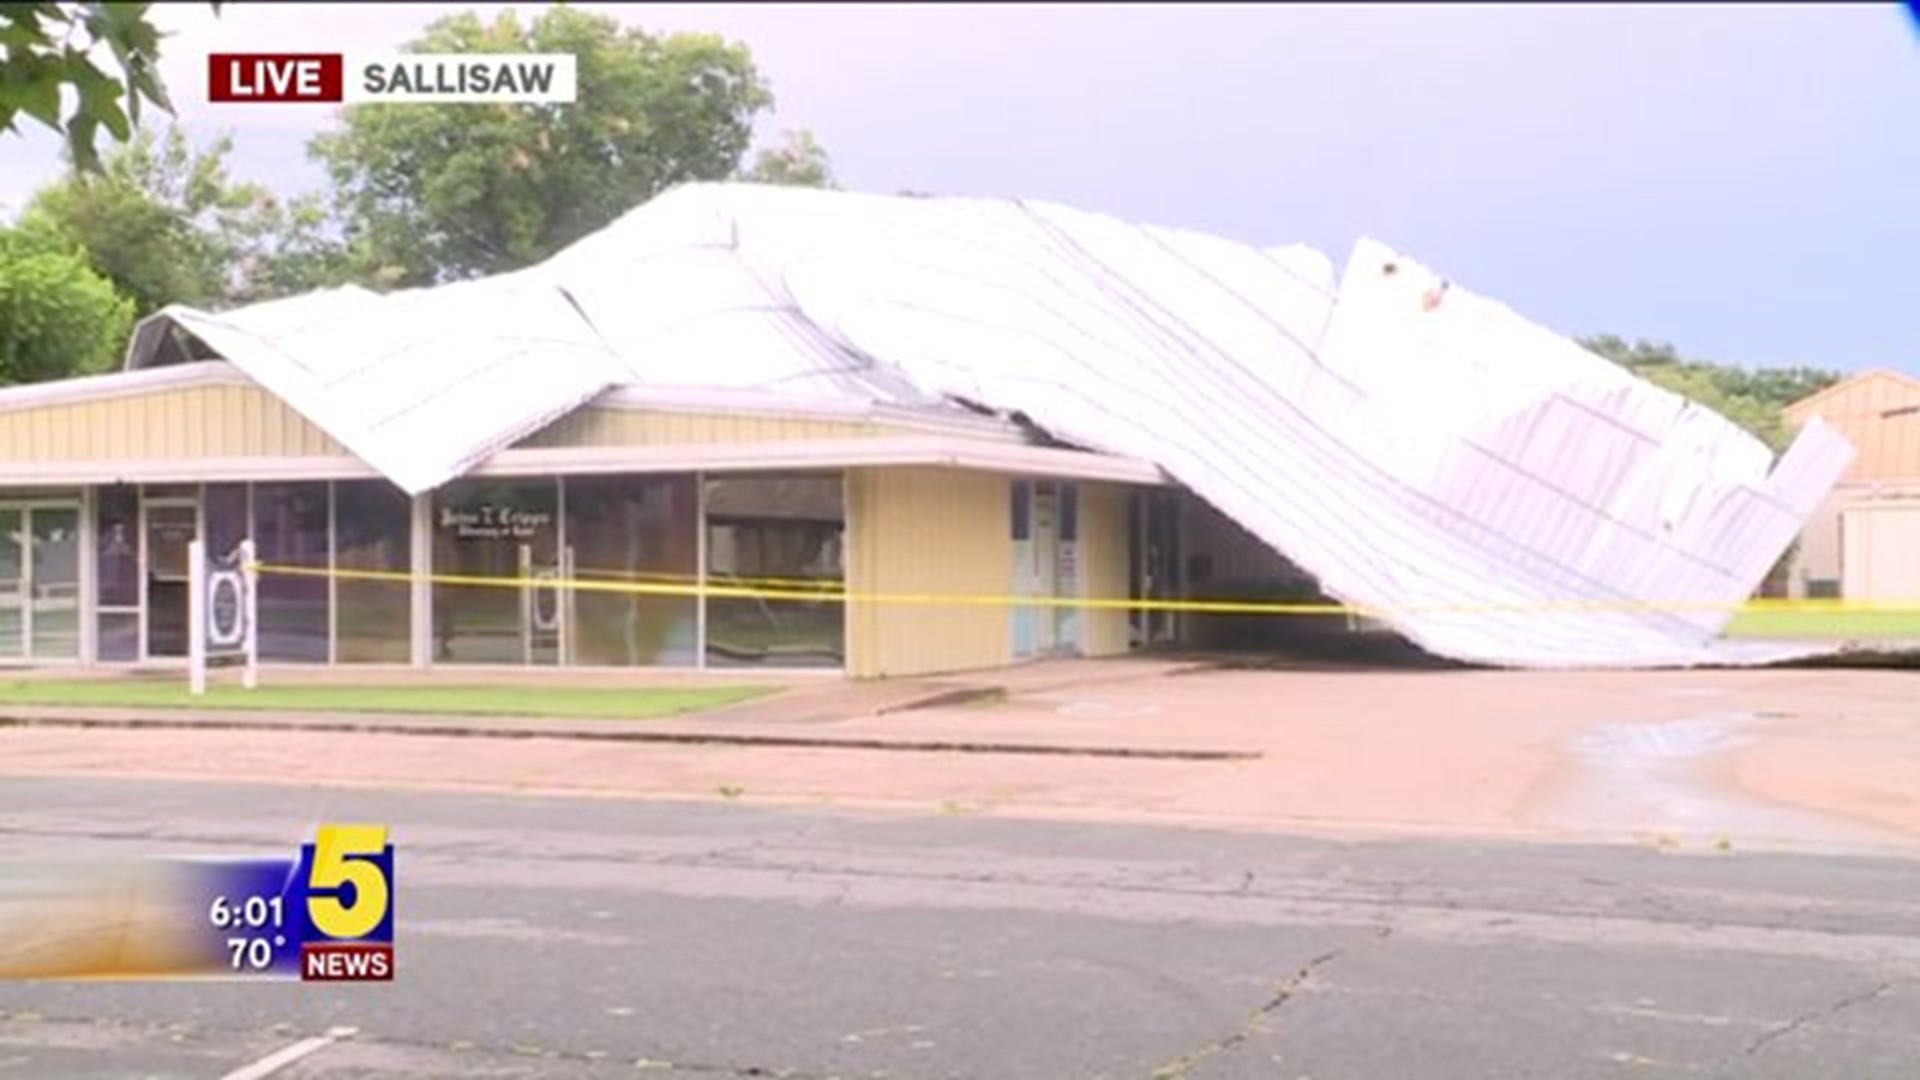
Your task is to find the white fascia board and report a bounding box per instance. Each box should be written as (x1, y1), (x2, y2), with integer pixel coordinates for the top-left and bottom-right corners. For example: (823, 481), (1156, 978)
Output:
(0, 438), (1165, 490)
(474, 436), (1167, 485)
(0, 456), (382, 486)
(0, 361), (250, 414)
(588, 383), (1028, 442)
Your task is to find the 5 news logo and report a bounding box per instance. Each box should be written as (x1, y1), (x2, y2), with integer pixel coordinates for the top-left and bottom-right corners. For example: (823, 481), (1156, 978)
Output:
(298, 824), (396, 981)
(196, 823), (395, 982)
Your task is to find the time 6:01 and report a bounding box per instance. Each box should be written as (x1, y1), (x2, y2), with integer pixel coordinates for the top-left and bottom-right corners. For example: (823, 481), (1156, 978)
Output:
(209, 895), (285, 930)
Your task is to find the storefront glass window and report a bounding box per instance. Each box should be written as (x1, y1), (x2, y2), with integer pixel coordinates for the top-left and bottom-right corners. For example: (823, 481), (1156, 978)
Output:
(93, 485), (140, 661)
(563, 474), (698, 667)
(251, 482), (330, 662)
(205, 483), (248, 560)
(94, 485), (140, 610)
(703, 473), (845, 669)
(30, 507), (80, 659)
(335, 480), (412, 663)
(432, 479), (558, 664)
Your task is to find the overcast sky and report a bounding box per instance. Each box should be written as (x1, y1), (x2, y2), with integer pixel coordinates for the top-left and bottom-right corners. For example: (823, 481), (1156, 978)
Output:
(3, 3), (1914, 374)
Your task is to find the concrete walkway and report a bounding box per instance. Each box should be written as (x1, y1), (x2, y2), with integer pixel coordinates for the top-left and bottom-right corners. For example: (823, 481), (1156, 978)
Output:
(0, 658), (1229, 755)
(2, 660), (1917, 855)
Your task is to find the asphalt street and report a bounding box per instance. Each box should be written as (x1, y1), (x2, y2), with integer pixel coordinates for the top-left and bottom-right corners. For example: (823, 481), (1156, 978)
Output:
(1, 776), (1917, 1079)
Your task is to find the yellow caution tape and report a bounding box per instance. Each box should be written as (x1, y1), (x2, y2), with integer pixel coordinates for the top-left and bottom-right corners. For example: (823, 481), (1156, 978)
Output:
(249, 562), (1920, 618)
(575, 567), (843, 591)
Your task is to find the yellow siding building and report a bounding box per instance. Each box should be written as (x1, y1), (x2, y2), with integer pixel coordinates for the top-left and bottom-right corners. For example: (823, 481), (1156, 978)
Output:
(0, 361), (1158, 677)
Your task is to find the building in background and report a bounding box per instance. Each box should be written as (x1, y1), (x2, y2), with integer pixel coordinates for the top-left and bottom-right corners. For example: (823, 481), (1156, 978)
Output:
(1783, 369), (1920, 602)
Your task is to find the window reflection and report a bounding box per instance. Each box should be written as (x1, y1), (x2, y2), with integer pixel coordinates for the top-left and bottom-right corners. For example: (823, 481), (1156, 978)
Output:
(71, 470), (857, 670)
(335, 481), (411, 664)
(205, 483), (248, 560)
(703, 473), (845, 669)
(0, 509), (19, 660)
(94, 485), (139, 610)
(565, 475), (698, 667)
(93, 486), (140, 660)
(432, 479), (557, 664)
(252, 482), (330, 662)
(30, 508), (80, 659)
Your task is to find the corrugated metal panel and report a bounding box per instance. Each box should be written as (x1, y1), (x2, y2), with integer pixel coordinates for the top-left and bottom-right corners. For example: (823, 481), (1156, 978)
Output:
(652, 187), (1849, 667)
(1786, 371), (1920, 482)
(115, 183), (1856, 668)
(0, 383), (349, 459)
(1078, 482), (1133, 658)
(846, 466), (1011, 678)
(127, 278), (627, 494)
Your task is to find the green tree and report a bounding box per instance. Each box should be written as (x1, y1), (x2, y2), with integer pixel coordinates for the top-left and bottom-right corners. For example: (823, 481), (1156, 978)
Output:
(24, 125), (337, 314)
(0, 3), (212, 171)
(310, 6), (778, 286)
(742, 128), (837, 189)
(1581, 334), (1841, 451)
(0, 221), (134, 383)
(227, 192), (358, 304)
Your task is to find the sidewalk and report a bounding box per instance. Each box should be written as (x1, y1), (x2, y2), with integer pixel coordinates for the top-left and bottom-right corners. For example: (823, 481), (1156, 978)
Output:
(3, 661), (1917, 855)
(0, 658), (1240, 758)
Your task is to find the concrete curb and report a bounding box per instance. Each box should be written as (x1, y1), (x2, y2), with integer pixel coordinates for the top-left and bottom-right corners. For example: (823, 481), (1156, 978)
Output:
(872, 685), (1008, 715)
(0, 711), (1258, 763)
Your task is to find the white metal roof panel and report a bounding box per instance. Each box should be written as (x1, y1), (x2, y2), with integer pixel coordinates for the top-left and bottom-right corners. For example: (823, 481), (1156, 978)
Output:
(121, 182), (1854, 668)
(136, 272), (630, 493)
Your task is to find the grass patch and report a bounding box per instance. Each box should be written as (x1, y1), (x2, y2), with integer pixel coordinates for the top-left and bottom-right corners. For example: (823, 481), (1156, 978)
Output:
(1722, 608), (1920, 641)
(0, 680), (774, 720)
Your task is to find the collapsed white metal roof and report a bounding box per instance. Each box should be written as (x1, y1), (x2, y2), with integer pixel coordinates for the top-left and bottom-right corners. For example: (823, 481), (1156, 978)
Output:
(126, 182), (1855, 668)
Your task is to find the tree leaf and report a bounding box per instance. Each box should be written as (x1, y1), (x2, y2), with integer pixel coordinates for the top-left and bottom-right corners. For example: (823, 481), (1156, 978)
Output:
(308, 5), (787, 284)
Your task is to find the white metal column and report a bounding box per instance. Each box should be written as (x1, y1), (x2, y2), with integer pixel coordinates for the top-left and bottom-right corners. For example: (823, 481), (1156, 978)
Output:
(325, 480), (338, 666)
(695, 471), (708, 670)
(556, 476), (569, 666)
(838, 470), (853, 675)
(410, 493), (433, 669)
(78, 487), (97, 665)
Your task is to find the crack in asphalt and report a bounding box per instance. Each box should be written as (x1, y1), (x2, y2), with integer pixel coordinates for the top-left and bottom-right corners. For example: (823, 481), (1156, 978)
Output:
(1744, 979), (1903, 1056)
(1145, 946), (1350, 1079)
(2, 821), (1913, 948)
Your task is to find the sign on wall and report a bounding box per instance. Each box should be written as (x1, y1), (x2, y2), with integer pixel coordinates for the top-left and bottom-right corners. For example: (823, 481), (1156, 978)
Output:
(438, 505), (552, 541)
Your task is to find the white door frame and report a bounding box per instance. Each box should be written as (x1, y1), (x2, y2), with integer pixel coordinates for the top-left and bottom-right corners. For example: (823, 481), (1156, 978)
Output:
(0, 499), (84, 663)
(139, 492), (203, 663)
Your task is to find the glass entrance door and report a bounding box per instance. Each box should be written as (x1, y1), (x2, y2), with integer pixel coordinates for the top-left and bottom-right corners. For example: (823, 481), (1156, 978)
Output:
(0, 504), (83, 662)
(144, 501), (199, 658)
(431, 480), (560, 665)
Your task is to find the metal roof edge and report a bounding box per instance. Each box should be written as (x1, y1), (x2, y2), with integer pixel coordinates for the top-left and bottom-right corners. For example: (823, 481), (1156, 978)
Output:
(587, 384), (1028, 441)
(0, 360), (251, 415)
(0, 436), (1164, 490)
(0, 454), (380, 486)
(475, 435), (1168, 485)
